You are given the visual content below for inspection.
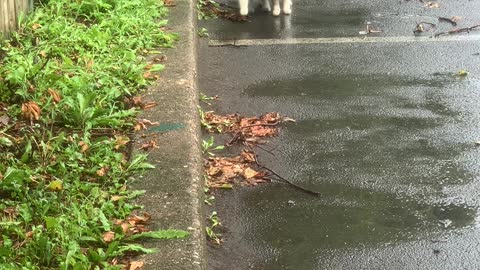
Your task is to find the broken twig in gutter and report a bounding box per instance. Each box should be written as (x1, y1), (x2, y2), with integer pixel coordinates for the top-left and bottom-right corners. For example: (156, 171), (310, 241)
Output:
(435, 24), (480, 37)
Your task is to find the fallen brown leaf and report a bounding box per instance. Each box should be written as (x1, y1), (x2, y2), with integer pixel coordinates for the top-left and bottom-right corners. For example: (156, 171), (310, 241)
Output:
(143, 72), (152, 79)
(241, 150), (256, 163)
(128, 261), (144, 270)
(164, 0), (176, 6)
(243, 167), (259, 179)
(142, 102), (158, 110)
(21, 101), (41, 123)
(103, 231), (115, 243)
(96, 167), (108, 177)
(126, 213), (151, 226)
(78, 141), (89, 153)
(31, 23), (42, 30)
(139, 140), (159, 151)
(111, 195), (125, 202)
(114, 136), (130, 150)
(48, 88), (61, 103)
(120, 222), (130, 234)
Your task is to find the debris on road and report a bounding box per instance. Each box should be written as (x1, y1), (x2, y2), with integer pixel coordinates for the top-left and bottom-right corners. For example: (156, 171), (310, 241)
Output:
(202, 111), (295, 145)
(201, 109), (320, 196)
(205, 150), (270, 188)
(413, 22), (437, 35)
(425, 1), (440, 9)
(438, 16), (459, 26)
(198, 0), (249, 22)
(434, 24), (480, 37)
(359, 22), (382, 35)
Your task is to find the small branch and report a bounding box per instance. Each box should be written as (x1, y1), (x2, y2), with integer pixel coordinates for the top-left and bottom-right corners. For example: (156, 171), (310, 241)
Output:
(257, 164), (321, 196)
(240, 123), (279, 129)
(250, 144), (276, 156)
(435, 24), (480, 37)
(438, 17), (457, 26)
(226, 131), (243, 146)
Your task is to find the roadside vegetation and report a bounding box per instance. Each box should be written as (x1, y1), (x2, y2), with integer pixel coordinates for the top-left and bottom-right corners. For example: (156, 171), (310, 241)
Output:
(0, 0), (188, 269)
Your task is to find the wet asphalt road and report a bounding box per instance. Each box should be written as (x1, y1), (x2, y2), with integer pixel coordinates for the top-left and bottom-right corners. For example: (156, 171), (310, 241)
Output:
(198, 0), (480, 269)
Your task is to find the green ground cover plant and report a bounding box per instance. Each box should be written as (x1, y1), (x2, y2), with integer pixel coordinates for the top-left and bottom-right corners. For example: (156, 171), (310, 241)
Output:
(0, 0), (188, 268)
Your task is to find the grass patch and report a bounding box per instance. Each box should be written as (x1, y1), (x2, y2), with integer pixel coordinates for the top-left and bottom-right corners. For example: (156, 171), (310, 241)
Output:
(0, 0), (188, 268)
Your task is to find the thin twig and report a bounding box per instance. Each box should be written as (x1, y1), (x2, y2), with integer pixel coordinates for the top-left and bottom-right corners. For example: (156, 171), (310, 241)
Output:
(250, 144), (276, 156)
(257, 164), (321, 196)
(434, 24), (480, 37)
(240, 123), (279, 129)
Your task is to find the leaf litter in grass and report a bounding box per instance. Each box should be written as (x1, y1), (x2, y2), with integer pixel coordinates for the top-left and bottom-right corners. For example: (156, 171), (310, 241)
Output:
(124, 95), (158, 110)
(21, 101), (41, 123)
(0, 0), (188, 267)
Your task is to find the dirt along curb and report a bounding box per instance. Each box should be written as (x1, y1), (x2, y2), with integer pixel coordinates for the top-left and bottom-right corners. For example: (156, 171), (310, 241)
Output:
(132, 0), (205, 269)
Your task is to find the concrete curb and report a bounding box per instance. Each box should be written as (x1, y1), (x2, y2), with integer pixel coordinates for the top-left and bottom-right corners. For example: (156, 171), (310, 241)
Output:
(133, 0), (205, 269)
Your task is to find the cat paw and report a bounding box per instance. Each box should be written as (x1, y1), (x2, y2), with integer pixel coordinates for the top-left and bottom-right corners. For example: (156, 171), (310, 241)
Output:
(272, 7), (281, 16)
(240, 8), (249, 16)
(283, 7), (291, 14)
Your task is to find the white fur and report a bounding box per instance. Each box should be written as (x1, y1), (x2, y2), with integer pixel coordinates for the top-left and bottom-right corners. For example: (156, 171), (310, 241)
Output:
(282, 0), (291, 14)
(239, 0), (291, 16)
(239, 0), (249, 15)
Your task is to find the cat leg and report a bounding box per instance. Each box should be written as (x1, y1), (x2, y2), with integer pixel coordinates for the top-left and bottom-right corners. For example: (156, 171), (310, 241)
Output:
(262, 0), (271, 12)
(239, 0), (249, 15)
(272, 0), (280, 16)
(282, 0), (292, 14)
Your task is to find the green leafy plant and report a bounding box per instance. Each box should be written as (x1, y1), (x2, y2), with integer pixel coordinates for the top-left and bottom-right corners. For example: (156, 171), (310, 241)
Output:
(206, 211), (222, 244)
(198, 28), (209, 38)
(202, 136), (225, 156)
(0, 0), (187, 268)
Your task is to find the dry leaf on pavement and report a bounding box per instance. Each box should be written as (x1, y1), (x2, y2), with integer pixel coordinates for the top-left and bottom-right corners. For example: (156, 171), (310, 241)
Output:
(139, 140), (159, 151)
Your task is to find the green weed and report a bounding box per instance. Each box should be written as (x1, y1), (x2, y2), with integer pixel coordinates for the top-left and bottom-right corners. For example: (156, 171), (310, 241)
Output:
(198, 28), (209, 38)
(0, 0), (187, 268)
(205, 211), (222, 245)
(202, 136), (225, 156)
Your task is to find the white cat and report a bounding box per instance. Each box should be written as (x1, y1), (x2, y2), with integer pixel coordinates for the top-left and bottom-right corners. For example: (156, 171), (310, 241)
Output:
(239, 0), (291, 16)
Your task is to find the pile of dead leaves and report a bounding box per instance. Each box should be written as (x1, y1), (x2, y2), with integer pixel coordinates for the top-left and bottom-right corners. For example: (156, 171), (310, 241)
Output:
(205, 150), (270, 188)
(203, 111), (295, 145)
(202, 111), (295, 189)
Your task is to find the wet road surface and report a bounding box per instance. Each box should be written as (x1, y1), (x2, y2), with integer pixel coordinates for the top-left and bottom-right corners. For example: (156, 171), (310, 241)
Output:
(198, 0), (480, 269)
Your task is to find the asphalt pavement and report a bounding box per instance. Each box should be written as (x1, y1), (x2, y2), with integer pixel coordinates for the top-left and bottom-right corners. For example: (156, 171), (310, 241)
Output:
(198, 0), (480, 269)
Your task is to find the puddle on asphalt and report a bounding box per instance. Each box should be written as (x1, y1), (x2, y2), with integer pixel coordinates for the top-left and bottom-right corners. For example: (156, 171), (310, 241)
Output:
(243, 74), (451, 97)
(209, 72), (480, 269)
(210, 182), (479, 269)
